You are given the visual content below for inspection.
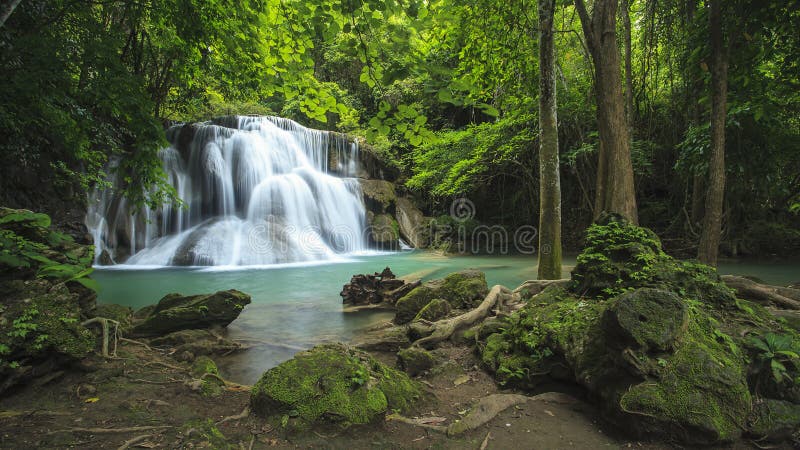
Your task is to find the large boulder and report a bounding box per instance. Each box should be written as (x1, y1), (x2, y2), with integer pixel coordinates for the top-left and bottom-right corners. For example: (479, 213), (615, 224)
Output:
(395, 270), (488, 324)
(250, 343), (420, 427)
(478, 216), (799, 445)
(395, 197), (429, 248)
(131, 290), (251, 337)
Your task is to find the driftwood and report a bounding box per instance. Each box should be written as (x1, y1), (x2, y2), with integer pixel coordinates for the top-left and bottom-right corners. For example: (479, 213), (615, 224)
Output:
(722, 275), (800, 310)
(340, 267), (418, 307)
(412, 285), (519, 349)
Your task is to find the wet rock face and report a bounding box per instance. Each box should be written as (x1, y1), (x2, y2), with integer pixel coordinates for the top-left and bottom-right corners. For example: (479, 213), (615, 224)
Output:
(250, 343), (420, 428)
(395, 197), (429, 249)
(131, 289), (251, 337)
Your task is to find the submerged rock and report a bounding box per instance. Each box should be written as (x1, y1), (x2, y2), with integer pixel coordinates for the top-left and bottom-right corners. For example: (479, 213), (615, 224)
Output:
(395, 270), (488, 324)
(250, 343), (420, 427)
(131, 290), (251, 337)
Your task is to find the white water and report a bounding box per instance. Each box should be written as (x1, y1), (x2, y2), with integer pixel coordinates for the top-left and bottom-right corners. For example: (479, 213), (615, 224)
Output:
(86, 116), (369, 266)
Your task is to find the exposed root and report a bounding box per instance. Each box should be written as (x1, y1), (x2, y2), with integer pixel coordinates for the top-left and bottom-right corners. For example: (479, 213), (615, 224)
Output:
(412, 285), (518, 349)
(200, 372), (252, 391)
(446, 393), (529, 435)
(385, 414), (447, 432)
(0, 410), (70, 419)
(144, 360), (187, 372)
(117, 433), (153, 450)
(81, 317), (120, 358)
(722, 275), (800, 310)
(513, 279), (570, 297)
(216, 406), (250, 425)
(119, 337), (155, 352)
(479, 431), (492, 450)
(49, 425), (172, 434)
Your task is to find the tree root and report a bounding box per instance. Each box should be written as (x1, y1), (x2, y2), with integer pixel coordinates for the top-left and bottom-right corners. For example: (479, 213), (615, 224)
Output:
(119, 337), (155, 352)
(49, 425), (172, 435)
(81, 317), (120, 358)
(412, 285), (518, 349)
(385, 414), (447, 432)
(216, 406), (250, 425)
(722, 275), (800, 310)
(513, 279), (570, 297)
(117, 433), (153, 450)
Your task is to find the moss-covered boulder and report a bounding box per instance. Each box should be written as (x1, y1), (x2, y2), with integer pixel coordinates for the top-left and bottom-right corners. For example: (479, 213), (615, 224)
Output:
(0, 208), (98, 394)
(131, 290), (251, 337)
(395, 270), (488, 324)
(93, 303), (134, 332)
(366, 212), (399, 248)
(358, 179), (396, 214)
(191, 355), (224, 397)
(250, 343), (420, 427)
(397, 347), (435, 376)
(604, 288), (687, 352)
(479, 215), (798, 444)
(414, 298), (451, 322)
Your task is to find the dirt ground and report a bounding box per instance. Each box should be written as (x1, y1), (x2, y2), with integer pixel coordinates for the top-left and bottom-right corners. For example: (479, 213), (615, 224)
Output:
(0, 340), (770, 449)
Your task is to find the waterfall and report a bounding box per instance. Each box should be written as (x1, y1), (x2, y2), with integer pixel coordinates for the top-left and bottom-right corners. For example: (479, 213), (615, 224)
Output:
(86, 116), (369, 266)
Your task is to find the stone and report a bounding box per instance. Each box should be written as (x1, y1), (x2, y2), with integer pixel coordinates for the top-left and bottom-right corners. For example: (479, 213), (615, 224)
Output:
(604, 288), (688, 352)
(149, 328), (241, 356)
(366, 212), (399, 248)
(747, 399), (800, 442)
(413, 299), (451, 322)
(397, 347), (435, 376)
(395, 270), (488, 324)
(358, 179), (396, 214)
(395, 197), (429, 248)
(250, 343), (420, 427)
(130, 289), (251, 337)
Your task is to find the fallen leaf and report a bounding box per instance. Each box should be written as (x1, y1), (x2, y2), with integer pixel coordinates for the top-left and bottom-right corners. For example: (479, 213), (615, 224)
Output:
(453, 375), (470, 386)
(84, 397), (99, 403)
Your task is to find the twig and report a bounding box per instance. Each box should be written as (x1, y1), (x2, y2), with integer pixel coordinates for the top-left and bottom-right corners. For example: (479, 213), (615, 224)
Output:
(117, 433), (152, 450)
(479, 431), (492, 450)
(49, 425), (172, 434)
(216, 407), (250, 425)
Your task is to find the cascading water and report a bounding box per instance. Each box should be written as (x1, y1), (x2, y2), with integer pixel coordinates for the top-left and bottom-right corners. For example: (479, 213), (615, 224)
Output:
(86, 116), (369, 266)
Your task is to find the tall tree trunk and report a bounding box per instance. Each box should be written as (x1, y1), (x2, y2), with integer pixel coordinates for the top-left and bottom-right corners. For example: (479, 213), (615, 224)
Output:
(537, 0), (562, 280)
(697, 0), (728, 266)
(574, 0), (638, 223)
(0, 0), (23, 28)
(686, 0), (705, 225)
(620, 0), (634, 135)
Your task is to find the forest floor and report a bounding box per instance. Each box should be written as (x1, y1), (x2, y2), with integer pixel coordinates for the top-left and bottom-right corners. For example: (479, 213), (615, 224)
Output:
(0, 338), (762, 449)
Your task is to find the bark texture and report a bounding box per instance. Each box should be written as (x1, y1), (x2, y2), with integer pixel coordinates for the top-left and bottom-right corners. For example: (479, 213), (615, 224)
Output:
(537, 0), (563, 280)
(575, 0), (638, 224)
(697, 0), (728, 266)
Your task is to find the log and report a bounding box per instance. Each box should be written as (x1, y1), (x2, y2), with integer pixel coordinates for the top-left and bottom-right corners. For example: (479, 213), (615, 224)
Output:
(412, 285), (518, 349)
(721, 275), (800, 310)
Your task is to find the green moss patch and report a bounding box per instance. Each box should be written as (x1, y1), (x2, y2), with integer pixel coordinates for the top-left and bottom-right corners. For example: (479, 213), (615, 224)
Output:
(395, 270), (488, 324)
(250, 343), (420, 428)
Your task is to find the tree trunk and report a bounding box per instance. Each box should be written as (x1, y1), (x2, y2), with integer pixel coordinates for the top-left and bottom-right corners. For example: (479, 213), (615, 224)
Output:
(697, 0), (727, 266)
(0, 0), (23, 28)
(537, 0), (562, 280)
(574, 0), (638, 224)
(620, 0), (634, 135)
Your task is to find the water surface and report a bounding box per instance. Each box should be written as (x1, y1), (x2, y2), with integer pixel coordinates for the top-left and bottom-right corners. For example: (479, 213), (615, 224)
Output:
(94, 251), (800, 383)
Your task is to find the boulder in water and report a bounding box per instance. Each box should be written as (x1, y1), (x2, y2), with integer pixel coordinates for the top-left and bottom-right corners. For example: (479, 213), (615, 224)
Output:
(340, 267), (416, 306)
(394, 270), (488, 324)
(131, 290), (251, 337)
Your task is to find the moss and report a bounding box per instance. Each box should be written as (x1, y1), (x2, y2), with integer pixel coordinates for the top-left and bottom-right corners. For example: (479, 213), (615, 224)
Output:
(748, 399), (800, 441)
(131, 289), (251, 337)
(604, 288), (688, 352)
(191, 356), (223, 397)
(182, 419), (231, 449)
(94, 303), (133, 331)
(397, 347), (435, 376)
(395, 270), (488, 324)
(413, 298), (451, 322)
(250, 343), (420, 427)
(618, 307), (751, 443)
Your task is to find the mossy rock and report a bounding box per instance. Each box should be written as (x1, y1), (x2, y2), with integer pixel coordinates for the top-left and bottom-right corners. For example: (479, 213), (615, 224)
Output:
(250, 343), (420, 427)
(131, 290), (251, 337)
(604, 288), (687, 352)
(413, 298), (451, 322)
(397, 347), (435, 376)
(747, 399), (800, 442)
(366, 212), (400, 247)
(93, 303), (133, 332)
(192, 356), (223, 397)
(395, 270), (488, 324)
(358, 179), (397, 214)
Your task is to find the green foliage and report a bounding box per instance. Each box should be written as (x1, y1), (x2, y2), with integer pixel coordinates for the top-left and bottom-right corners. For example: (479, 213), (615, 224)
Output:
(748, 333), (800, 388)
